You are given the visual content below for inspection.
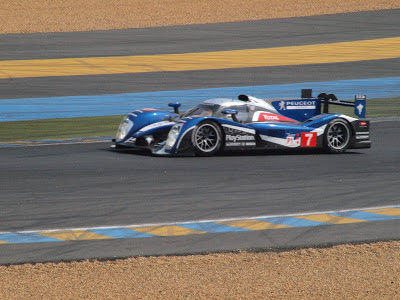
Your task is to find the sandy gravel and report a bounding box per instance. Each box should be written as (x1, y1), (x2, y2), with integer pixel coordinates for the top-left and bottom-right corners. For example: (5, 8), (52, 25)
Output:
(0, 0), (399, 34)
(1, 241), (400, 299)
(2, 1), (400, 299)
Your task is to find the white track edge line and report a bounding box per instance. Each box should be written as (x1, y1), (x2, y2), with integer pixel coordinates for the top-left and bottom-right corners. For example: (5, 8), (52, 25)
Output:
(1, 204), (399, 235)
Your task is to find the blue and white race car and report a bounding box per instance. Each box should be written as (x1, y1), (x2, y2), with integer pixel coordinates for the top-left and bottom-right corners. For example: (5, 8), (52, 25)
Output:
(111, 89), (371, 156)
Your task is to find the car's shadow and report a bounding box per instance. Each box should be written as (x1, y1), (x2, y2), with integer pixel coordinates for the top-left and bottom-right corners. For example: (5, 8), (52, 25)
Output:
(103, 146), (154, 157)
(102, 144), (364, 158)
(219, 149), (364, 157)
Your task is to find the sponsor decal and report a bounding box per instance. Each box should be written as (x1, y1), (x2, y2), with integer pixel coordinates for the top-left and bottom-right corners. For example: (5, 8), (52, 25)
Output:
(301, 132), (317, 147)
(356, 103), (364, 116)
(356, 135), (369, 140)
(223, 124), (255, 134)
(226, 135), (255, 142)
(359, 121), (367, 126)
(253, 112), (296, 122)
(286, 133), (301, 147)
(354, 96), (366, 118)
(138, 121), (175, 133)
(226, 142), (256, 147)
(223, 126), (256, 148)
(279, 100), (316, 110)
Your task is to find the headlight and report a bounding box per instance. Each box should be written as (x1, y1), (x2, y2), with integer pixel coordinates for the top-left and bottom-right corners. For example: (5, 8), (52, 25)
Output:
(165, 124), (181, 150)
(116, 116), (133, 141)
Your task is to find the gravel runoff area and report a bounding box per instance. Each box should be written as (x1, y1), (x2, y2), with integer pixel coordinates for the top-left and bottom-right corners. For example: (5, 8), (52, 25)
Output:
(0, 0), (399, 34)
(2, 1), (400, 299)
(1, 242), (400, 299)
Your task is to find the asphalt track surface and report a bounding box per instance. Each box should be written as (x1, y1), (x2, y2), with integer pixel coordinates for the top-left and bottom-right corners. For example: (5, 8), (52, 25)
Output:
(1, 9), (400, 264)
(1, 9), (400, 99)
(1, 121), (399, 264)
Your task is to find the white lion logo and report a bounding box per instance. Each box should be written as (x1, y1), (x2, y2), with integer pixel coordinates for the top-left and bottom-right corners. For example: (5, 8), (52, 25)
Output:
(357, 103), (364, 115)
(279, 101), (286, 110)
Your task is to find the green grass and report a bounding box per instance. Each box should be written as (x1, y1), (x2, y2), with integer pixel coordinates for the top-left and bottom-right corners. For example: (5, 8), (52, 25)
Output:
(1, 97), (399, 143)
(0, 115), (124, 142)
(328, 97), (400, 118)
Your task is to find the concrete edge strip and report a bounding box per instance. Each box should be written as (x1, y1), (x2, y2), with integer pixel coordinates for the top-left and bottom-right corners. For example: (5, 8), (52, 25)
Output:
(1, 205), (399, 244)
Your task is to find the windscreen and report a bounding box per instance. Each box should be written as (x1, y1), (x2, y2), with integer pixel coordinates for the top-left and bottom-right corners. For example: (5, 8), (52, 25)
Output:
(181, 104), (221, 118)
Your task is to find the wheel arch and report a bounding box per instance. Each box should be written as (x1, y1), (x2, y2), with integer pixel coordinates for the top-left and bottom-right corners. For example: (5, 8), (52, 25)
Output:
(323, 117), (353, 153)
(197, 119), (226, 146)
(191, 119), (225, 156)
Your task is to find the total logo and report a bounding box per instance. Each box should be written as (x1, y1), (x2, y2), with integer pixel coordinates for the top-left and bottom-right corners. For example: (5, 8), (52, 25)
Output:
(253, 111), (296, 122)
(261, 114), (279, 121)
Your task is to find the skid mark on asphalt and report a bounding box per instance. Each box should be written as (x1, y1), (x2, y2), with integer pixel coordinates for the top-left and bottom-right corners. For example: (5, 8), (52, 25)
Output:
(1, 206), (399, 244)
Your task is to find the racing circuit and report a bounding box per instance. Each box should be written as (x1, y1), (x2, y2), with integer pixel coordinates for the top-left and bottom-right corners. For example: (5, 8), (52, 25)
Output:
(0, 9), (400, 264)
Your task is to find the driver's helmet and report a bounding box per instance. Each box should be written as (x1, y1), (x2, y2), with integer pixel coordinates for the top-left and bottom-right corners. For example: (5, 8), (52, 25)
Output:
(203, 109), (212, 117)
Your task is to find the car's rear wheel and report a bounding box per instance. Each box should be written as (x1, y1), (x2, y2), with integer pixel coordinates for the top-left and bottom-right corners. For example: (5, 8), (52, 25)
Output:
(324, 119), (351, 153)
(192, 121), (223, 156)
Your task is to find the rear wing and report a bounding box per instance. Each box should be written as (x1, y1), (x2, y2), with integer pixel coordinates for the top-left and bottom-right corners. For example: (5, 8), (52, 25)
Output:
(316, 92), (366, 118)
(301, 89), (367, 118)
(269, 89), (367, 122)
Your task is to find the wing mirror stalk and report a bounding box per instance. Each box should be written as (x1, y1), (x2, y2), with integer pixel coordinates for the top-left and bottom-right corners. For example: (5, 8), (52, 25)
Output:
(222, 109), (239, 122)
(168, 102), (181, 114)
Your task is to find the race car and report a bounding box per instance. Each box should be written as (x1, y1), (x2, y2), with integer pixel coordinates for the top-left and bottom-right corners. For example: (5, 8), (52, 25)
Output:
(111, 89), (371, 156)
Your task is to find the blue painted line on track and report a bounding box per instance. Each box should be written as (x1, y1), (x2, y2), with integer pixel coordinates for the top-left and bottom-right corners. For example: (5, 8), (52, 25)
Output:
(332, 211), (400, 221)
(1, 77), (400, 122)
(178, 222), (251, 233)
(257, 217), (327, 227)
(90, 228), (154, 238)
(0, 233), (60, 243)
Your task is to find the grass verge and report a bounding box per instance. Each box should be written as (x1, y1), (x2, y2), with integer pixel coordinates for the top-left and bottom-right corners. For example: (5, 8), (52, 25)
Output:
(0, 97), (399, 143)
(328, 97), (400, 118)
(0, 115), (123, 143)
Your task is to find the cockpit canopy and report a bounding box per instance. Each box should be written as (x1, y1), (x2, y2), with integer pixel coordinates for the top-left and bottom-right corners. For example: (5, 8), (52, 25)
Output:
(181, 97), (279, 123)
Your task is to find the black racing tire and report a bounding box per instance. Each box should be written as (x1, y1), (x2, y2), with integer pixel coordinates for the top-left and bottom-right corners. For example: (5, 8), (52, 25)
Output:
(192, 121), (223, 157)
(324, 119), (351, 153)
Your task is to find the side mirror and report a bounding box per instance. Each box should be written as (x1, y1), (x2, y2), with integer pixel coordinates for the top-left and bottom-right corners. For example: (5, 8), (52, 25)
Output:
(168, 102), (181, 114)
(222, 109), (239, 122)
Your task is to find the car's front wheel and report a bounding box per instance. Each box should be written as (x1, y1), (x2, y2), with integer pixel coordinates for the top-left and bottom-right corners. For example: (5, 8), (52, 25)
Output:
(192, 121), (223, 156)
(324, 119), (351, 153)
